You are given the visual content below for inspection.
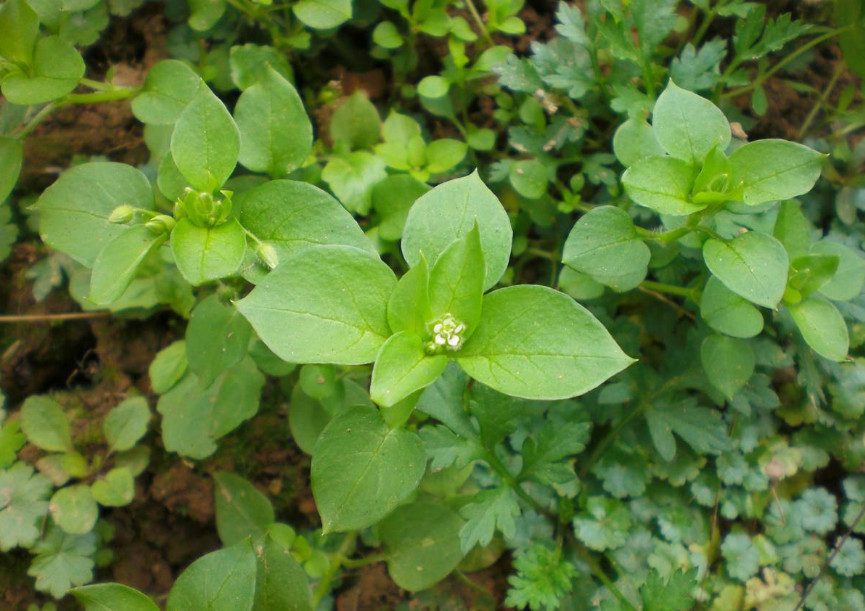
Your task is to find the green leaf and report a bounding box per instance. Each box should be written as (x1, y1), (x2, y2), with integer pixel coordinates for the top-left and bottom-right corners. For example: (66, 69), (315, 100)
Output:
(236, 179), (374, 265)
(0, 137), (23, 204)
(235, 66), (312, 178)
(788, 296), (849, 361)
(131, 60), (203, 125)
(646, 398), (730, 462)
(573, 496), (631, 551)
(28, 525), (95, 598)
(170, 87), (239, 192)
(729, 140), (824, 205)
(229, 44), (294, 91)
(380, 502), (465, 591)
(428, 222), (484, 333)
(701, 335), (755, 399)
(89, 225), (167, 305)
(372, 175), (430, 241)
(186, 295), (252, 387)
(641, 568), (698, 611)
(90, 467), (134, 507)
(703, 232), (789, 308)
(21, 395), (73, 452)
(652, 80), (731, 164)
(72, 583), (160, 611)
(700, 276), (764, 338)
(330, 91), (381, 151)
(0, 462), (52, 550)
(50, 484), (98, 535)
(158, 358), (264, 459)
(812, 240), (865, 301)
(402, 171), (513, 291)
(170, 218), (247, 286)
(103, 396), (150, 452)
(36, 163), (155, 267)
(622, 156), (702, 216)
(292, 0), (351, 29)
(253, 535), (314, 610)
(388, 254), (430, 338)
(321, 151), (387, 215)
(458, 487), (519, 553)
(188, 0), (226, 30)
(457, 286), (634, 400)
(508, 159), (548, 199)
(612, 117), (664, 167)
(148, 340), (188, 394)
(0, 0), (39, 65)
(167, 541), (257, 611)
(1, 36), (85, 105)
(562, 206), (650, 292)
(370, 332), (448, 407)
(311, 406), (426, 532)
(213, 472), (275, 546)
(237, 246), (396, 365)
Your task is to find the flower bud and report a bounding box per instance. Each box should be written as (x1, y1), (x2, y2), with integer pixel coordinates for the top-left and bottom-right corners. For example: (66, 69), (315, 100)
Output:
(108, 205), (135, 224)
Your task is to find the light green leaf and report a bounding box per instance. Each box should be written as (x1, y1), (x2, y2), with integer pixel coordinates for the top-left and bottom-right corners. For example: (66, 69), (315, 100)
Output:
(370, 332), (448, 407)
(330, 91), (381, 151)
(89, 225), (167, 305)
(237, 246), (396, 365)
(237, 179), (374, 264)
(380, 502), (464, 591)
(167, 542), (257, 611)
(701, 335), (755, 399)
(213, 472), (275, 546)
(170, 218), (247, 286)
(0, 137), (23, 204)
(148, 340), (188, 394)
(428, 223), (484, 332)
(186, 295), (252, 387)
(703, 232), (789, 308)
(292, 0), (351, 29)
(72, 583), (160, 611)
(730, 140), (824, 205)
(0, 0), (39, 65)
(622, 156), (702, 216)
(170, 87), (239, 192)
(253, 535), (314, 610)
(311, 406), (426, 532)
(235, 66), (312, 178)
(131, 60), (203, 125)
(103, 396), (150, 452)
(1, 36), (85, 105)
(90, 467), (134, 507)
(700, 276), (764, 338)
(372, 175), (430, 241)
(321, 151), (387, 214)
(612, 117), (664, 167)
(788, 296), (849, 362)
(36, 163), (155, 267)
(652, 80), (730, 164)
(457, 286), (634, 400)
(0, 463), (52, 550)
(562, 206), (650, 292)
(812, 240), (865, 301)
(50, 484), (98, 535)
(21, 395), (73, 452)
(402, 170), (513, 291)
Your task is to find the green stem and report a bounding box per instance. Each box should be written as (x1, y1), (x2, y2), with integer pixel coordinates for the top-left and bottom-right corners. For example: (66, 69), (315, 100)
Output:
(722, 26), (852, 99)
(640, 280), (696, 298)
(313, 532), (357, 607)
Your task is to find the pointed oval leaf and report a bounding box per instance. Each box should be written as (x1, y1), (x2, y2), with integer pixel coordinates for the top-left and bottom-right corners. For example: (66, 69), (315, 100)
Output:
(703, 232), (789, 308)
(311, 406), (426, 532)
(35, 163), (155, 267)
(237, 246), (396, 365)
(402, 171), (513, 291)
(457, 286), (634, 400)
